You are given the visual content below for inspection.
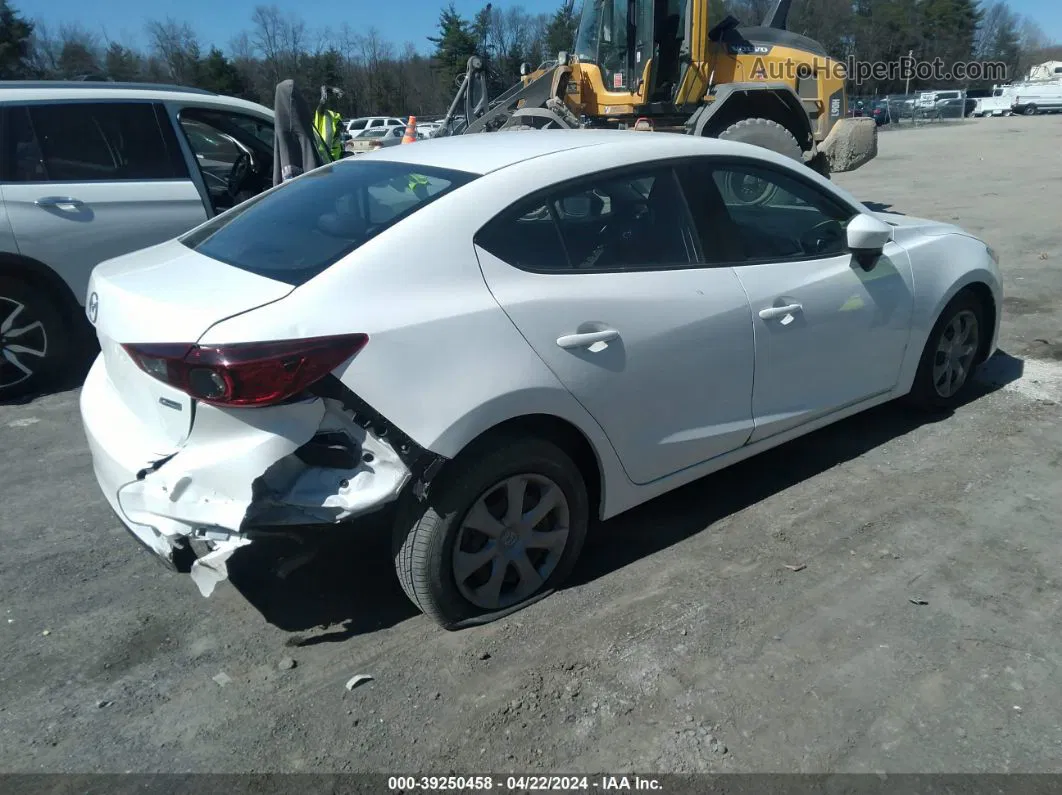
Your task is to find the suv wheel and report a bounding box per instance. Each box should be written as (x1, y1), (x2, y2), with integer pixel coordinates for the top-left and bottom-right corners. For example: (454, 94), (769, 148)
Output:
(0, 277), (69, 400)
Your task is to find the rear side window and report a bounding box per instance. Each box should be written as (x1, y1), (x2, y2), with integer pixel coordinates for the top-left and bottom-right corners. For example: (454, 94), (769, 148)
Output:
(476, 202), (569, 271)
(6, 102), (182, 182)
(182, 160), (477, 286)
(475, 165), (696, 272)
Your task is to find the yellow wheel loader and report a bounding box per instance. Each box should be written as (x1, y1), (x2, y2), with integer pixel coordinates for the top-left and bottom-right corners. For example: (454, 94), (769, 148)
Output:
(434, 0), (877, 177)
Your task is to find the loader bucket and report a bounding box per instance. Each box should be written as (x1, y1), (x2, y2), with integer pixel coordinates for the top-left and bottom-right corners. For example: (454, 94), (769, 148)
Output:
(820, 117), (878, 173)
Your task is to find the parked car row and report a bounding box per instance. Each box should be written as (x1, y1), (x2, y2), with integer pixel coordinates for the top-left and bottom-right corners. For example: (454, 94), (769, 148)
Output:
(850, 93), (980, 124)
(340, 116), (442, 144)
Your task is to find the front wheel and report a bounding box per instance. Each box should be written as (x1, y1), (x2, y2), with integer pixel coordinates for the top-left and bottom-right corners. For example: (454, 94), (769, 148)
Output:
(904, 291), (985, 411)
(392, 437), (589, 629)
(0, 277), (70, 400)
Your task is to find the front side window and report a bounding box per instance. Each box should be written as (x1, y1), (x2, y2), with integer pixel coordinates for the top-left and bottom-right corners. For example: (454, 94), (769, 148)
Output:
(228, 114), (274, 146)
(476, 166), (696, 272)
(708, 162), (858, 261)
(5, 102), (181, 183)
(182, 160), (477, 286)
(177, 108), (274, 214)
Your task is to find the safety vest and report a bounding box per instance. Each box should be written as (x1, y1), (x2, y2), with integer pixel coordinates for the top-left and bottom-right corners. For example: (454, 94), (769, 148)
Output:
(314, 108), (344, 161)
(389, 173), (432, 198)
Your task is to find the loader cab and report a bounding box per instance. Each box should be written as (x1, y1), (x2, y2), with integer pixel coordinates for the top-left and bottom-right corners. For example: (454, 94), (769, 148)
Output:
(574, 0), (689, 106)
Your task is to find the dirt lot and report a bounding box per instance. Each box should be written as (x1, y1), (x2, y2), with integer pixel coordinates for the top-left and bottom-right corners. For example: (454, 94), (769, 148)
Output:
(2, 116), (1061, 776)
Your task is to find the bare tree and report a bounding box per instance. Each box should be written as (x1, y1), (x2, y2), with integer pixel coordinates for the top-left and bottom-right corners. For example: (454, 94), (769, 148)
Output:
(26, 21), (61, 75)
(145, 18), (201, 84)
(251, 5), (305, 83)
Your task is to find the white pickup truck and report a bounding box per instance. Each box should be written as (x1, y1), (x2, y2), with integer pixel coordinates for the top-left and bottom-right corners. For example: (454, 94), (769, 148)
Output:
(974, 87), (1015, 117)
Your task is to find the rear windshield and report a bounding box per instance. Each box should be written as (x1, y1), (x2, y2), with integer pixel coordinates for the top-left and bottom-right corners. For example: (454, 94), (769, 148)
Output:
(181, 160), (477, 286)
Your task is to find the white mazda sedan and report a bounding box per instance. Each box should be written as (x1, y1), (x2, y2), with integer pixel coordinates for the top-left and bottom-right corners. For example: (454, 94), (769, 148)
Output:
(80, 130), (1002, 629)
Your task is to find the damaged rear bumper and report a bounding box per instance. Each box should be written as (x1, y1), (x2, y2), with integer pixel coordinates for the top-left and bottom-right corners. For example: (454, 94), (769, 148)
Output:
(80, 357), (436, 595)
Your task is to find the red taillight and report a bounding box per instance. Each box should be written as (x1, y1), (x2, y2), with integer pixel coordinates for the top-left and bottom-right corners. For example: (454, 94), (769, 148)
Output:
(122, 334), (368, 407)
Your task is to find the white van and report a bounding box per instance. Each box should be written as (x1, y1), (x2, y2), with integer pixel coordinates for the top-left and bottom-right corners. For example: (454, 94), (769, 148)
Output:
(1012, 84), (1062, 115)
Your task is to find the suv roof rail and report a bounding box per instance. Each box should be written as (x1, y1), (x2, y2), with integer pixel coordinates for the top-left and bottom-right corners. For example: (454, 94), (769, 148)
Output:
(0, 80), (218, 96)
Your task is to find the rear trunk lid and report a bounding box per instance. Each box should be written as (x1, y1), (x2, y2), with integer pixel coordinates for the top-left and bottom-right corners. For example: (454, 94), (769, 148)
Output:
(86, 238), (294, 449)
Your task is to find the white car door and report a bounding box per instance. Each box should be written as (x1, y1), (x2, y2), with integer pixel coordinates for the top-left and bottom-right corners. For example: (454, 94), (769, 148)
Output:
(1, 101), (206, 306)
(700, 158), (915, 443)
(475, 162), (756, 486)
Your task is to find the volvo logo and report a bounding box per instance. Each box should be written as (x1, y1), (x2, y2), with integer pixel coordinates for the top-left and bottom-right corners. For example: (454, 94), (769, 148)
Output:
(87, 292), (99, 324)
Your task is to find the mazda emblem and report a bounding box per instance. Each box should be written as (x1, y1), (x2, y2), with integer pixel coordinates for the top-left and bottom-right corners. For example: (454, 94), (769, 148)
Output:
(87, 292), (99, 324)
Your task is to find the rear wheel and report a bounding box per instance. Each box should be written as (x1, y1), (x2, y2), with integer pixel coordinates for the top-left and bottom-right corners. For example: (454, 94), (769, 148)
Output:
(0, 276), (69, 400)
(904, 291), (985, 411)
(393, 437), (589, 630)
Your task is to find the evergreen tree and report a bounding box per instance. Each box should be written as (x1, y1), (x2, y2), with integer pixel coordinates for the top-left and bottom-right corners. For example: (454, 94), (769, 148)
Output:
(200, 48), (248, 97)
(544, 0), (578, 60)
(0, 0), (34, 78)
(990, 12), (1021, 82)
(428, 3), (479, 90)
(104, 43), (142, 82)
(922, 0), (983, 86)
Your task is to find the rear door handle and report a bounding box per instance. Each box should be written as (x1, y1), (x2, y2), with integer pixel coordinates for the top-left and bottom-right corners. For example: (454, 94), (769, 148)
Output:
(35, 196), (84, 209)
(758, 303), (803, 320)
(556, 329), (620, 349)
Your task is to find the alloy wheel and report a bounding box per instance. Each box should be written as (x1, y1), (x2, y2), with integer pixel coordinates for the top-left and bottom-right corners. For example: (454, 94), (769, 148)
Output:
(452, 473), (571, 610)
(0, 297), (48, 392)
(931, 309), (979, 398)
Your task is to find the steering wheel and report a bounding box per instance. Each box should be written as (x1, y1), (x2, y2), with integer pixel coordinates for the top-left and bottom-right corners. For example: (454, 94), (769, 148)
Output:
(799, 219), (845, 256)
(226, 152), (254, 201)
(587, 202), (651, 268)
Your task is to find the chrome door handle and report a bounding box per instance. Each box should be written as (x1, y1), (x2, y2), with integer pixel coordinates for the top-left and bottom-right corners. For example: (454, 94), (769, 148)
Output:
(556, 329), (620, 349)
(35, 196), (84, 209)
(758, 303), (803, 320)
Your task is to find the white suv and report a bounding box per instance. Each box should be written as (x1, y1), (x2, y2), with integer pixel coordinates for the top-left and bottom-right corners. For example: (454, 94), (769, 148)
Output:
(0, 81), (277, 399)
(345, 116), (407, 138)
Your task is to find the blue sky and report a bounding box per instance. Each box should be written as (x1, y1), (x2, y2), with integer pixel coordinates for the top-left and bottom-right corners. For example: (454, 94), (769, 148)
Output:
(16, 0), (1062, 54)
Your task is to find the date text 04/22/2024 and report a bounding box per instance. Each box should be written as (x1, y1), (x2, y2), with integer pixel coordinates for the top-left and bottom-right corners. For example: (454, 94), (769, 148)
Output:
(387, 775), (664, 791)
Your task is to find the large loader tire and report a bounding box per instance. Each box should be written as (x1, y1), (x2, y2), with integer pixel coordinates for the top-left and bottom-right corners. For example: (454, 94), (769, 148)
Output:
(715, 118), (803, 205)
(716, 118), (803, 162)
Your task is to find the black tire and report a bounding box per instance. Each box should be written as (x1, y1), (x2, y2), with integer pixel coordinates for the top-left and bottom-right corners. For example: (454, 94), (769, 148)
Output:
(903, 290), (986, 411)
(392, 436), (590, 630)
(716, 117), (803, 162)
(1023, 105), (1038, 116)
(0, 276), (70, 401)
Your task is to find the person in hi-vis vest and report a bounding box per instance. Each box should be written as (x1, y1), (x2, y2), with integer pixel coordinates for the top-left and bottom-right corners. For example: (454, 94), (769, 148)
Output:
(314, 86), (345, 161)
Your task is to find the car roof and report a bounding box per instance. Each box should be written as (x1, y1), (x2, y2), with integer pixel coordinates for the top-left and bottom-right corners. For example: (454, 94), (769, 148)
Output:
(358, 128), (782, 176)
(0, 81), (272, 117)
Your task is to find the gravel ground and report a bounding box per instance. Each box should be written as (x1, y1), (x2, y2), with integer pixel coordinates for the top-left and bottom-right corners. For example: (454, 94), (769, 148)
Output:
(1, 116), (1061, 776)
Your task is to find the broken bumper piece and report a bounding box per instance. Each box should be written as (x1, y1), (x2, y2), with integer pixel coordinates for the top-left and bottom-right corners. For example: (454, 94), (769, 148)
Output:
(80, 356), (420, 596)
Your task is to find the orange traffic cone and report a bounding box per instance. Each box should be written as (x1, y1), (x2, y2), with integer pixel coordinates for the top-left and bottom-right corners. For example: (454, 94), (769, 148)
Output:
(401, 116), (417, 144)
